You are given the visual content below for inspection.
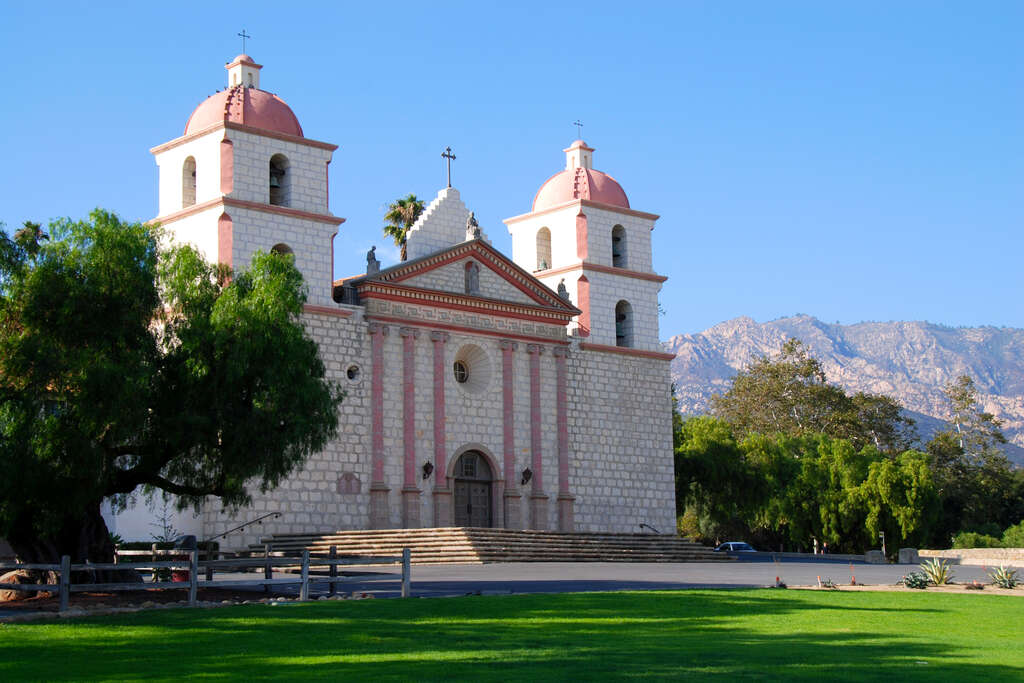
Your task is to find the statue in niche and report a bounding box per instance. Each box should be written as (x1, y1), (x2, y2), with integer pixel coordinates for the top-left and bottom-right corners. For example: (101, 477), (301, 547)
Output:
(366, 245), (380, 275)
(465, 261), (480, 295)
(466, 211), (481, 240)
(557, 278), (570, 301)
(539, 259), (548, 270)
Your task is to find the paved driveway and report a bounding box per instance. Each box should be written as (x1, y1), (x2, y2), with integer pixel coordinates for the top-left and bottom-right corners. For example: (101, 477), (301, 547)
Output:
(294, 559), (996, 599)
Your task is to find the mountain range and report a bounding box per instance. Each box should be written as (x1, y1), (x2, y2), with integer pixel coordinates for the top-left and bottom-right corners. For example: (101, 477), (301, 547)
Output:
(666, 315), (1024, 466)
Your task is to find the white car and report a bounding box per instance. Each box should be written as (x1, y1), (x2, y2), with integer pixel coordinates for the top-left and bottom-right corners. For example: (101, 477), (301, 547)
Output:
(713, 542), (757, 553)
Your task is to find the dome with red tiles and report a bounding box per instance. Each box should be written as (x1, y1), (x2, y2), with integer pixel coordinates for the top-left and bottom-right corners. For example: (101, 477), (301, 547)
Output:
(532, 141), (629, 212)
(184, 86), (303, 137)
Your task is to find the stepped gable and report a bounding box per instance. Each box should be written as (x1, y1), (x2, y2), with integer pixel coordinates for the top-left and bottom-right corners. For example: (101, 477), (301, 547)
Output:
(336, 239), (581, 321)
(405, 187), (490, 261)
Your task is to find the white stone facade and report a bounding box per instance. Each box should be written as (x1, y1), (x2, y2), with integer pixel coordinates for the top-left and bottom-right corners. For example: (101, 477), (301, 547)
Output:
(117, 56), (678, 548)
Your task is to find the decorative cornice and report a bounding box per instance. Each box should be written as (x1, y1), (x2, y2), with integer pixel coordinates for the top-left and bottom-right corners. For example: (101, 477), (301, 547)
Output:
(579, 342), (675, 361)
(153, 197), (344, 227)
(150, 120), (337, 155)
(366, 315), (571, 347)
(535, 261), (668, 283)
(303, 304), (354, 318)
(357, 282), (576, 325)
(504, 199), (659, 225)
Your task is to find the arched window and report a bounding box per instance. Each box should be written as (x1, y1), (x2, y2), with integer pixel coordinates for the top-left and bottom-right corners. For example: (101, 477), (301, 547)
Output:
(464, 261), (480, 295)
(536, 227), (551, 271)
(615, 300), (633, 348)
(182, 156), (196, 208)
(271, 243), (293, 256)
(269, 154), (290, 206)
(612, 225), (626, 268)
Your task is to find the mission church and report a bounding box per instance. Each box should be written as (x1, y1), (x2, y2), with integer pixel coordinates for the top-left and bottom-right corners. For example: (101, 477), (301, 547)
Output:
(111, 53), (677, 548)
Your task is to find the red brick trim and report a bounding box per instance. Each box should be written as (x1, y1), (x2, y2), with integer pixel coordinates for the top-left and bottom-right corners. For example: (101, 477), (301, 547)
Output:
(536, 261), (668, 283)
(154, 197), (344, 227)
(578, 342), (675, 360)
(217, 212), (232, 267)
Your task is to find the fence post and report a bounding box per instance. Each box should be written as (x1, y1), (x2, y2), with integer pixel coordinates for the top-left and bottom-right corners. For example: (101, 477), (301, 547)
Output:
(114, 544), (120, 565)
(329, 546), (337, 596)
(188, 550), (198, 606)
(401, 548), (411, 598)
(299, 550), (310, 602)
(264, 543), (272, 594)
(59, 555), (70, 612)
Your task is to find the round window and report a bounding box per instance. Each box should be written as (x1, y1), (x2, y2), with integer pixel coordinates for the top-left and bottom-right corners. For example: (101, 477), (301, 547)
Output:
(346, 365), (361, 383)
(452, 344), (491, 394)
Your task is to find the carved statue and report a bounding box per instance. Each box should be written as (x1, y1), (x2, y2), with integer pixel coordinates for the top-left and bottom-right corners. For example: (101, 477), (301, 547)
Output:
(366, 245), (380, 275)
(465, 261), (480, 295)
(466, 211), (481, 240)
(557, 278), (570, 301)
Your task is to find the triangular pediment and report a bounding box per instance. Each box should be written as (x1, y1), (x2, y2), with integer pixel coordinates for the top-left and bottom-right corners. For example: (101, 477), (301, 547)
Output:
(338, 239), (579, 316)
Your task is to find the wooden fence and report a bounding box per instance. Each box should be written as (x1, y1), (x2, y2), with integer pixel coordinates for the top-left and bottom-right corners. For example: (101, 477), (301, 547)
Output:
(0, 547), (412, 611)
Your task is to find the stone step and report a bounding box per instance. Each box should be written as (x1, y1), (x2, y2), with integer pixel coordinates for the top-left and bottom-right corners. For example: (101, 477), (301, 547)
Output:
(248, 528), (726, 564)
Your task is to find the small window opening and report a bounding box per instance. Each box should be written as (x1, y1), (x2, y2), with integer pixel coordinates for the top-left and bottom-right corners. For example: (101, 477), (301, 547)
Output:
(271, 243), (293, 256)
(611, 225), (626, 268)
(461, 453), (478, 478)
(346, 365), (360, 381)
(182, 156), (197, 208)
(615, 300), (634, 348)
(453, 360), (469, 384)
(536, 227), (552, 271)
(269, 154), (290, 206)
(247, 72), (254, 86)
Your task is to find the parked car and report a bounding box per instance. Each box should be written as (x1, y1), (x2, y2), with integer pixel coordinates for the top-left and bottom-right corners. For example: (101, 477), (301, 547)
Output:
(714, 542), (757, 553)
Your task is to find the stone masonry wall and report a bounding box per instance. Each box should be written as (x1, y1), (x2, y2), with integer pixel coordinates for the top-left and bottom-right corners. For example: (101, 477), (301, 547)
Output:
(399, 257), (537, 306)
(566, 344), (677, 533)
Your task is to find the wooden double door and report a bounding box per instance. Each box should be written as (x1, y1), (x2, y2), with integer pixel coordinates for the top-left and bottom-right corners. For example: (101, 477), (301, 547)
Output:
(453, 451), (493, 528)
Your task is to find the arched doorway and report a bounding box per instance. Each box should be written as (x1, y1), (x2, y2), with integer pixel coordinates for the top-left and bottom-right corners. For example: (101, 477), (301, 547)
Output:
(453, 450), (493, 527)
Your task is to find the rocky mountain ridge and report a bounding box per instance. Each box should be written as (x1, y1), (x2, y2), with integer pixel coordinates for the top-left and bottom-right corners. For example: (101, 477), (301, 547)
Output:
(666, 315), (1024, 465)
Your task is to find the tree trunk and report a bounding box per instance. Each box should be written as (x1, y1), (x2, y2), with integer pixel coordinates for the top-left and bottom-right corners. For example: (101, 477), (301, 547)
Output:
(5, 502), (140, 584)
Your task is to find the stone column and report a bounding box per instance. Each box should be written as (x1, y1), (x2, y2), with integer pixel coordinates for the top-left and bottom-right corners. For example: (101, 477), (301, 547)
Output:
(527, 343), (548, 530)
(553, 346), (575, 531)
(400, 327), (420, 528)
(368, 322), (390, 529)
(500, 340), (521, 529)
(430, 331), (452, 527)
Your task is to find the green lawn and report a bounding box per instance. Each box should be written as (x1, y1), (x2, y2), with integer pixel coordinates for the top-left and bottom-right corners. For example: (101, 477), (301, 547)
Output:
(1, 590), (1021, 681)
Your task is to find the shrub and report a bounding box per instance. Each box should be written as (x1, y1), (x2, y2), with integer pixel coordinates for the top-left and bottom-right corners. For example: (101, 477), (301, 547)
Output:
(1001, 520), (1024, 549)
(920, 558), (955, 585)
(900, 572), (929, 589)
(988, 565), (1020, 589)
(952, 532), (1003, 549)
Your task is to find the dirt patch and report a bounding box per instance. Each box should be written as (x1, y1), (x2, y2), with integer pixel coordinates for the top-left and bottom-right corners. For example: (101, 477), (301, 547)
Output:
(791, 583), (1024, 596)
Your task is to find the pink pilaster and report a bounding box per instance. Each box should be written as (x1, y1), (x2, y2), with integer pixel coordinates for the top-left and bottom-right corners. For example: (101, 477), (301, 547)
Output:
(553, 346), (575, 531)
(500, 340), (521, 529)
(400, 327), (420, 528)
(430, 331), (452, 527)
(368, 323), (390, 528)
(527, 343), (548, 530)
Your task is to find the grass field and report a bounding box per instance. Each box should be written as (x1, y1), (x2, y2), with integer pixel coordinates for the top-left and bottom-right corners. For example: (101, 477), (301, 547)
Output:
(1, 589), (1022, 681)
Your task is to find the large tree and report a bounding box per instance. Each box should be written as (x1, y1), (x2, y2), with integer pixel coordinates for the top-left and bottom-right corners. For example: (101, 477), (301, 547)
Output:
(0, 210), (344, 565)
(710, 339), (916, 452)
(382, 194), (424, 262)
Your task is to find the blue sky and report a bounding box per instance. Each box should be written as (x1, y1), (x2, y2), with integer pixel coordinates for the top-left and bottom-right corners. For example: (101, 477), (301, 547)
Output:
(1, 2), (1020, 336)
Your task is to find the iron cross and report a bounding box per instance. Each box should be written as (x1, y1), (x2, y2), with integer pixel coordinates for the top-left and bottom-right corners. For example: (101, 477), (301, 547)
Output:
(574, 119), (584, 139)
(442, 146), (456, 188)
(238, 29), (252, 53)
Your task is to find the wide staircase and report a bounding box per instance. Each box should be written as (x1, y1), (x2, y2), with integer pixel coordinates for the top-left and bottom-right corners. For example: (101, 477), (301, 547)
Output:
(251, 528), (728, 564)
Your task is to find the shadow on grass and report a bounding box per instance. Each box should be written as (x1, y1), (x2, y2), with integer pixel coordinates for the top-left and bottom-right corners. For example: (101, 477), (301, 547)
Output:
(1, 590), (1020, 681)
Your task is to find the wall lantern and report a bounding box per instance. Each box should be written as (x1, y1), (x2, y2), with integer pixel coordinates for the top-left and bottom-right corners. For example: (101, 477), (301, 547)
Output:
(521, 468), (533, 486)
(422, 461), (434, 480)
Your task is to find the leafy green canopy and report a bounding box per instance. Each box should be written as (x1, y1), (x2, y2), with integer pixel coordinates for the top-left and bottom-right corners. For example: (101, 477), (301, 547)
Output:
(382, 194), (424, 262)
(0, 210), (343, 557)
(710, 339), (916, 453)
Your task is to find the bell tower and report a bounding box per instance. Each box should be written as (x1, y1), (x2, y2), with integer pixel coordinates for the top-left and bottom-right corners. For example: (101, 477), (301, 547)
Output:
(150, 55), (343, 306)
(504, 141), (667, 352)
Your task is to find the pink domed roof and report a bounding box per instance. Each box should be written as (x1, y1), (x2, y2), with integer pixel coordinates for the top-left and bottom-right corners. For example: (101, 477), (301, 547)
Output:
(184, 85), (304, 137)
(532, 167), (630, 212)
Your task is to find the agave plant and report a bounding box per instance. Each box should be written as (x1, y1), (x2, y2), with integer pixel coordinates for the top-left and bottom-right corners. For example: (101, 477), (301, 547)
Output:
(900, 572), (929, 589)
(920, 558), (955, 585)
(988, 565), (1020, 589)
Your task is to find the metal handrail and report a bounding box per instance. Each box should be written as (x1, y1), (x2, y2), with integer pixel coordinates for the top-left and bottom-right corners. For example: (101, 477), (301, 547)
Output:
(638, 523), (661, 534)
(203, 512), (282, 544)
